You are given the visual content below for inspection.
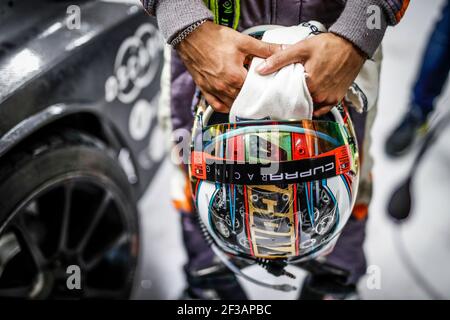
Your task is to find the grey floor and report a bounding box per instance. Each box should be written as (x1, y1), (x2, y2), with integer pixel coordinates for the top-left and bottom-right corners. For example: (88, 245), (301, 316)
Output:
(132, 0), (450, 299)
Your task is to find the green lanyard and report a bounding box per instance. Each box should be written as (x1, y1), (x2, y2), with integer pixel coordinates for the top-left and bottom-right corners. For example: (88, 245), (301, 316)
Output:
(204, 0), (240, 30)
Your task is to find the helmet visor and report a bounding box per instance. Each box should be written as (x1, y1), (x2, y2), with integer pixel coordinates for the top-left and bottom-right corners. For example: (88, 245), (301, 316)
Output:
(191, 119), (358, 185)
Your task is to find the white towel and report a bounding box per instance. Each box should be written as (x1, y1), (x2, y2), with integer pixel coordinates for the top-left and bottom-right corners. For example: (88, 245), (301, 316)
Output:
(229, 22), (380, 122)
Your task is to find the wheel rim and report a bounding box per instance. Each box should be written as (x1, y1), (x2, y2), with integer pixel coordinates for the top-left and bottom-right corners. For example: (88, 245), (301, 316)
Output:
(0, 176), (138, 299)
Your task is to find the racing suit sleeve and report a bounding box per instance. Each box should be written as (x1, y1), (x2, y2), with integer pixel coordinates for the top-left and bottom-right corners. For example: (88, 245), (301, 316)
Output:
(140, 0), (213, 44)
(329, 0), (410, 57)
(140, 0), (410, 57)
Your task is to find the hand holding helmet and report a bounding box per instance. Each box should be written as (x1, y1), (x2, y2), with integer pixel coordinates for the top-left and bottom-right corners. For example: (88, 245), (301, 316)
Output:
(256, 32), (366, 117)
(177, 21), (281, 112)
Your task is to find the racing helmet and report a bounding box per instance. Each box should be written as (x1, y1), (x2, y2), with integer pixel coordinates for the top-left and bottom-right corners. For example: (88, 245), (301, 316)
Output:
(189, 100), (359, 264)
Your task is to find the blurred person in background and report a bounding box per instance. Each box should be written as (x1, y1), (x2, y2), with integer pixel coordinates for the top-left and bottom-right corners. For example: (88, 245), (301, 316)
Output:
(386, 0), (450, 156)
(141, 0), (409, 299)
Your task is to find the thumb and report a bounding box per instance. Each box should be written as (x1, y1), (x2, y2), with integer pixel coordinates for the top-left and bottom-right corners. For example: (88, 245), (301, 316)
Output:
(256, 41), (309, 75)
(241, 35), (282, 59)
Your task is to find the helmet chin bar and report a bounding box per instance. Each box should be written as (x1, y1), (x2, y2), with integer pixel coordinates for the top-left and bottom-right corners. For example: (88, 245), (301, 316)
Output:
(211, 242), (298, 292)
(196, 212), (298, 292)
(197, 212), (351, 292)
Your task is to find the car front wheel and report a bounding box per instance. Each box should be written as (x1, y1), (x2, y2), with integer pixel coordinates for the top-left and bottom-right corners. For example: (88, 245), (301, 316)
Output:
(0, 129), (139, 299)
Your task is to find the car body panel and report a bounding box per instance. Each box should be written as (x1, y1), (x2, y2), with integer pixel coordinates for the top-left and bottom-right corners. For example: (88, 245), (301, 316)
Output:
(0, 0), (165, 197)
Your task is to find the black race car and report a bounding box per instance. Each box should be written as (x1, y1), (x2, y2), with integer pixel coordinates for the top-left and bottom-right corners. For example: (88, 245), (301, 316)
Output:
(0, 0), (164, 298)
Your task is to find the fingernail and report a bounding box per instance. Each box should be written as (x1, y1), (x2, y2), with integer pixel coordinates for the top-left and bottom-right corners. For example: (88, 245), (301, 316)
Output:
(256, 60), (267, 74)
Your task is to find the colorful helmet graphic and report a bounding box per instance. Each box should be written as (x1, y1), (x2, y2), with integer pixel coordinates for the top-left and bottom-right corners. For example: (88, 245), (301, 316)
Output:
(189, 100), (359, 263)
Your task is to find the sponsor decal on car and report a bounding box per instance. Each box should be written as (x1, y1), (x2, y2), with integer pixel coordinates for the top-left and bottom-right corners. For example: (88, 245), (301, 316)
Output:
(105, 23), (163, 104)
